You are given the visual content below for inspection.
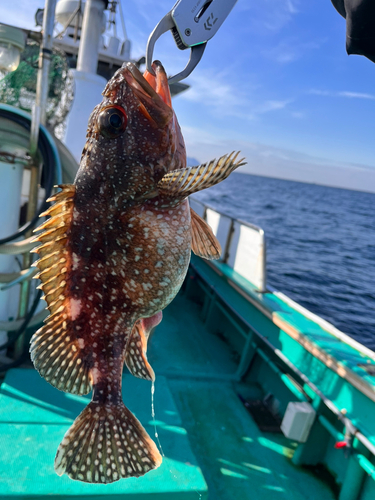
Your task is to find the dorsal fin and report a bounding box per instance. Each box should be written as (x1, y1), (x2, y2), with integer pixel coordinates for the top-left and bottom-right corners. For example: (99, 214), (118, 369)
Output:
(190, 208), (221, 260)
(30, 185), (92, 395)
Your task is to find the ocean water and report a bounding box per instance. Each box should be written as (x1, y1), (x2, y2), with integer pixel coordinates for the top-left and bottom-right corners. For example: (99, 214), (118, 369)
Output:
(192, 173), (375, 350)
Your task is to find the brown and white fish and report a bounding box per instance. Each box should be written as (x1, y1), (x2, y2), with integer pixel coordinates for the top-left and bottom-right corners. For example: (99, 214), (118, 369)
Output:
(30, 60), (245, 484)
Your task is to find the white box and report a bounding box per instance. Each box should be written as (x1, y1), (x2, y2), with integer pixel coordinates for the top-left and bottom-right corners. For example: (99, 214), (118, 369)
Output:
(281, 402), (316, 443)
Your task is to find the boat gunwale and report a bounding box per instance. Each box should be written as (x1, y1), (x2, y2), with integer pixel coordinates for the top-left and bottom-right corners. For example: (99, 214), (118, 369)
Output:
(201, 258), (375, 403)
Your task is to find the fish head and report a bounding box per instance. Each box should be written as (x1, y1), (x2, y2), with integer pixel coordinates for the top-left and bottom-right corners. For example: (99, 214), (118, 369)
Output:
(87, 61), (186, 192)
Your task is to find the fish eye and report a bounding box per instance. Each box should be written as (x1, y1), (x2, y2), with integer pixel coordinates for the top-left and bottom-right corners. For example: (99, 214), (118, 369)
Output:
(98, 105), (128, 138)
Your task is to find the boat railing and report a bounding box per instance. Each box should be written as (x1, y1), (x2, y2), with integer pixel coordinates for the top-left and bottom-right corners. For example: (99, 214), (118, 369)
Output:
(189, 196), (267, 292)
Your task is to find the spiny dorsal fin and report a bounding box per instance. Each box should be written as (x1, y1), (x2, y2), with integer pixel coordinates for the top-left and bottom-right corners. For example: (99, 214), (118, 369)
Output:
(190, 208), (221, 260)
(157, 151), (246, 199)
(30, 185), (92, 395)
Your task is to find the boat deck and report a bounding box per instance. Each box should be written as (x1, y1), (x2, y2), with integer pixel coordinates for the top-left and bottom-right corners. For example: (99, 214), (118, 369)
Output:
(0, 291), (336, 499)
(150, 293), (337, 500)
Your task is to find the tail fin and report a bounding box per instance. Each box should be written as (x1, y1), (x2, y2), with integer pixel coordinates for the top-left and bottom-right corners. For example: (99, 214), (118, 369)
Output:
(54, 401), (162, 483)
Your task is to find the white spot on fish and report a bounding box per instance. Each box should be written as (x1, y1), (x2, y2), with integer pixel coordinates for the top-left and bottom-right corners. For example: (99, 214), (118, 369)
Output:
(72, 253), (80, 270)
(91, 367), (101, 382)
(70, 299), (82, 320)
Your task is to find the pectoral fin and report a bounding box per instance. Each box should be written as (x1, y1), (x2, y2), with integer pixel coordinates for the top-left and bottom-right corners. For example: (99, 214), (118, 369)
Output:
(190, 208), (221, 260)
(157, 151), (246, 199)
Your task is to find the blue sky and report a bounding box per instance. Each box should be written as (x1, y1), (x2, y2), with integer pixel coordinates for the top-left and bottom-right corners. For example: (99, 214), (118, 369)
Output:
(3, 0), (375, 192)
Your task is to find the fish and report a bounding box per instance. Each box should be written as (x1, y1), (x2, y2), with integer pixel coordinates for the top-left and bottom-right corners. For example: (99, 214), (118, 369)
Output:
(30, 60), (245, 484)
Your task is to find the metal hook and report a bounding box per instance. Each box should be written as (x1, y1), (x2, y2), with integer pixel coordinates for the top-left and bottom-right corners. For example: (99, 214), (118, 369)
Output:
(146, 12), (207, 84)
(168, 44), (206, 84)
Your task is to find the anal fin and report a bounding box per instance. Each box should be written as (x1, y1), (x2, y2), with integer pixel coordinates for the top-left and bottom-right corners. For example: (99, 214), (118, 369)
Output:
(125, 312), (162, 381)
(190, 208), (221, 260)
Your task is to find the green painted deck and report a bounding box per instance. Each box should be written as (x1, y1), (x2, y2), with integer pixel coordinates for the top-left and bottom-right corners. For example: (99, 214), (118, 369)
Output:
(0, 368), (207, 499)
(0, 288), (338, 499)
(149, 294), (337, 500)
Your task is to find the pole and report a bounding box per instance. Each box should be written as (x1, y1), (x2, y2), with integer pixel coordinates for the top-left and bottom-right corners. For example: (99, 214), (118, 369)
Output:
(77, 0), (106, 74)
(30, 0), (57, 155)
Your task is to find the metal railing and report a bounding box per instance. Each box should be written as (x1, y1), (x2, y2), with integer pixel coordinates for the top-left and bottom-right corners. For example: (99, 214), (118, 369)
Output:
(190, 197), (267, 292)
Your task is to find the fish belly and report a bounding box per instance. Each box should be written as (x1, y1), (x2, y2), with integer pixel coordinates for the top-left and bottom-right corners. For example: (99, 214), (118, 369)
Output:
(118, 198), (192, 317)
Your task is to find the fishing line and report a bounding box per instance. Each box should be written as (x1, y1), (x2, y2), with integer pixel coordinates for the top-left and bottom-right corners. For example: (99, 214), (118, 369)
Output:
(151, 380), (165, 458)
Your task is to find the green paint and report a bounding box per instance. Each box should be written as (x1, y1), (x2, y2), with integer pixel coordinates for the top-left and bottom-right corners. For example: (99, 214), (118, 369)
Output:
(0, 370), (207, 499)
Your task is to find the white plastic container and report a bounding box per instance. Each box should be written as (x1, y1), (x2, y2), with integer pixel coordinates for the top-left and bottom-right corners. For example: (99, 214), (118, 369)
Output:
(281, 401), (316, 443)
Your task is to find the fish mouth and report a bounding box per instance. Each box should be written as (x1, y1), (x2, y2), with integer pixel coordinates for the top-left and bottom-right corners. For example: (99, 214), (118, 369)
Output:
(143, 61), (172, 108)
(123, 61), (173, 127)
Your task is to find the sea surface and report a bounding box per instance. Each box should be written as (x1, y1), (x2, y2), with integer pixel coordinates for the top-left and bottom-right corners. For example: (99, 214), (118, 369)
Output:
(192, 173), (375, 350)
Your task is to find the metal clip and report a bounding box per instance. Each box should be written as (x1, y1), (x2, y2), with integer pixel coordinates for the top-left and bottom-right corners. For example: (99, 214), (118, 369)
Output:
(146, 12), (206, 85)
(146, 0), (238, 84)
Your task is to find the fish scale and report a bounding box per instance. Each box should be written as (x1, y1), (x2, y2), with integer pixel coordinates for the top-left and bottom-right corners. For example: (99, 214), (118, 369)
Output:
(30, 59), (245, 483)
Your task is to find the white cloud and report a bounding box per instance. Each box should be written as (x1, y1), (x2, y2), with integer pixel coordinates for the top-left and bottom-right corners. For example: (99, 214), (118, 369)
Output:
(178, 69), (292, 121)
(179, 70), (244, 115)
(262, 0), (299, 32)
(291, 111), (305, 118)
(258, 100), (291, 113)
(338, 91), (375, 100)
(237, 0), (299, 33)
(129, 0), (171, 25)
(310, 89), (375, 100)
(285, 0), (298, 14)
(309, 89), (330, 96)
(263, 38), (324, 64)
